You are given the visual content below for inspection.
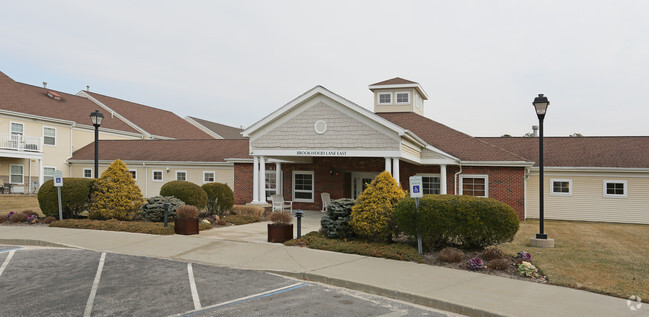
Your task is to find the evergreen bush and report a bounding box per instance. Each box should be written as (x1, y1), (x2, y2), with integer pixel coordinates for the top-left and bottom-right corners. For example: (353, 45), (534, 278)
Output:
(89, 159), (145, 220)
(320, 198), (356, 239)
(201, 182), (234, 216)
(141, 196), (185, 222)
(394, 195), (520, 249)
(37, 178), (95, 218)
(349, 171), (405, 241)
(160, 181), (208, 210)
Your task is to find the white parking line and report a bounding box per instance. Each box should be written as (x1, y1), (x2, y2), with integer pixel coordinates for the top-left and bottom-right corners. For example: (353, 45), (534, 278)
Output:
(0, 250), (16, 277)
(84, 252), (106, 317)
(187, 263), (201, 310)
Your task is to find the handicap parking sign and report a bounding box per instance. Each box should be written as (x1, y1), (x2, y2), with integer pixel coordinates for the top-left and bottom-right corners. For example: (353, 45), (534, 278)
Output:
(409, 176), (423, 198)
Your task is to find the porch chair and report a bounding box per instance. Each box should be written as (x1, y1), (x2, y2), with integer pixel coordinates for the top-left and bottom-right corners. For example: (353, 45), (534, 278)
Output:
(0, 179), (5, 194)
(321, 192), (331, 213)
(271, 194), (293, 214)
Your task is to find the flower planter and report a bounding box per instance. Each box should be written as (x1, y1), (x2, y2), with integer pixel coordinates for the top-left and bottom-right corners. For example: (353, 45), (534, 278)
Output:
(267, 223), (293, 243)
(175, 218), (199, 235)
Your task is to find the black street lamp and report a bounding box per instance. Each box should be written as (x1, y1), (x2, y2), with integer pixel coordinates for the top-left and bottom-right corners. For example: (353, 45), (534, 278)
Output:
(532, 94), (549, 240)
(90, 110), (104, 179)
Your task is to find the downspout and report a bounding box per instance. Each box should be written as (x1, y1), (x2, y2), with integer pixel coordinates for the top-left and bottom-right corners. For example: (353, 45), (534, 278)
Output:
(453, 161), (463, 195)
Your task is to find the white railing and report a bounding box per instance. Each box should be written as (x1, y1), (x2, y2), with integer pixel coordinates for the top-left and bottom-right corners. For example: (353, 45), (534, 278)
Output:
(0, 133), (42, 152)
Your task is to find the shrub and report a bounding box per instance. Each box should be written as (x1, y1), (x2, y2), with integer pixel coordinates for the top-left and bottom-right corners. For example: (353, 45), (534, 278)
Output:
(216, 218), (227, 226)
(468, 257), (485, 270)
(231, 205), (265, 218)
(43, 216), (57, 224)
(482, 247), (505, 261)
(349, 171), (405, 241)
(160, 181), (208, 210)
(176, 205), (199, 219)
(201, 183), (234, 216)
(321, 198), (356, 239)
(141, 196), (185, 222)
(89, 159), (145, 220)
(489, 258), (510, 271)
(269, 211), (292, 224)
(438, 247), (465, 263)
(10, 213), (28, 223)
(394, 195), (520, 249)
(38, 178), (95, 218)
(224, 215), (261, 225)
(21, 210), (38, 217)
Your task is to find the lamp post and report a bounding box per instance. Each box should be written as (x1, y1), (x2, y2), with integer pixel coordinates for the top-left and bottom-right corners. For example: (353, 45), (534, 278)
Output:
(90, 110), (104, 178)
(531, 94), (553, 247)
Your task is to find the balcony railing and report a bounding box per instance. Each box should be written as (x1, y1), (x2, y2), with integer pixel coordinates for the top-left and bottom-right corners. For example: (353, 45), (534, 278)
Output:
(0, 133), (42, 152)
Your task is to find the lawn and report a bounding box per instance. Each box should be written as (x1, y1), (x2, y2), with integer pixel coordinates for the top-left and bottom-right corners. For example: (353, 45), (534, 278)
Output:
(498, 220), (649, 301)
(0, 195), (42, 216)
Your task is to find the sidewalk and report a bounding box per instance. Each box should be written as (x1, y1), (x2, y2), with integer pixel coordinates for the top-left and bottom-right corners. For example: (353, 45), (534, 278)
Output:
(0, 214), (644, 317)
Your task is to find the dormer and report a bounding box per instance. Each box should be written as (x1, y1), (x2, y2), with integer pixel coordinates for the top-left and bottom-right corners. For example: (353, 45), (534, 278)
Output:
(369, 77), (428, 115)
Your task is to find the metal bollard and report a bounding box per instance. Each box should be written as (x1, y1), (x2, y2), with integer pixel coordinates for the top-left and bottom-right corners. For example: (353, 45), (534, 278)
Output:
(163, 202), (170, 227)
(295, 209), (303, 238)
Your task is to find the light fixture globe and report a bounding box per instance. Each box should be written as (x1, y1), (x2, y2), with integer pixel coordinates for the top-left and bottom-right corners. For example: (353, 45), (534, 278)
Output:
(90, 110), (104, 126)
(532, 94), (549, 118)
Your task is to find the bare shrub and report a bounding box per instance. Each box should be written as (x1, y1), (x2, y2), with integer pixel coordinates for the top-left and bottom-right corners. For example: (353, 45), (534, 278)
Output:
(438, 247), (464, 263)
(10, 213), (28, 223)
(482, 247), (505, 261)
(43, 216), (57, 224)
(269, 211), (292, 225)
(490, 258), (511, 271)
(176, 205), (199, 219)
(231, 205), (265, 218)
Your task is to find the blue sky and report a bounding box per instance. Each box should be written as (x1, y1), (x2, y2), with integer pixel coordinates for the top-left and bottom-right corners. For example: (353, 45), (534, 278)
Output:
(2, 1), (648, 137)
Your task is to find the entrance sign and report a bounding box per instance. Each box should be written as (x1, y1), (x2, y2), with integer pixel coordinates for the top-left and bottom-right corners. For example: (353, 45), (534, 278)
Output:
(409, 176), (423, 198)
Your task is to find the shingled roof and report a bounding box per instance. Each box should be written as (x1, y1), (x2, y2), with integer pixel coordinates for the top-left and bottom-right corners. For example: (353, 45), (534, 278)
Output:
(370, 77), (418, 86)
(186, 116), (245, 139)
(378, 112), (529, 162)
(0, 71), (138, 133)
(85, 91), (213, 140)
(69, 139), (250, 162)
(479, 136), (649, 168)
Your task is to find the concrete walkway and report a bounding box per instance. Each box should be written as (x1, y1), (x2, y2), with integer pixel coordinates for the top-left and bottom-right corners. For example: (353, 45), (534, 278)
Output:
(0, 211), (645, 317)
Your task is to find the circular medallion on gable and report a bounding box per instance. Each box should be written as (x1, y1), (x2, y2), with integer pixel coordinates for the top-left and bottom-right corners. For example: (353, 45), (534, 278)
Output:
(314, 120), (327, 135)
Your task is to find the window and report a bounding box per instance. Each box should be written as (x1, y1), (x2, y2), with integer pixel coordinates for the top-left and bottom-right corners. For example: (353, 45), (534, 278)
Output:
(551, 179), (572, 196)
(176, 171), (187, 181)
(10, 122), (23, 137)
(603, 180), (627, 198)
(419, 174), (441, 194)
(203, 171), (215, 183)
(153, 170), (163, 182)
(460, 175), (488, 197)
(43, 127), (56, 146)
(43, 167), (56, 183)
(396, 92), (410, 104)
(378, 92), (392, 104)
(10, 164), (24, 184)
(83, 168), (92, 178)
(129, 170), (137, 180)
(293, 171), (314, 202)
(265, 170), (281, 200)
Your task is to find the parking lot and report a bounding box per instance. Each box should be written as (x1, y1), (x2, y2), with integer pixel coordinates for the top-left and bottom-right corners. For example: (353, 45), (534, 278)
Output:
(0, 246), (459, 316)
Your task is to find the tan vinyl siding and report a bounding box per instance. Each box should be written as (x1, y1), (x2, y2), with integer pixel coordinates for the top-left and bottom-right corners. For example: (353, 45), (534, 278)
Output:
(401, 143), (421, 160)
(527, 172), (649, 224)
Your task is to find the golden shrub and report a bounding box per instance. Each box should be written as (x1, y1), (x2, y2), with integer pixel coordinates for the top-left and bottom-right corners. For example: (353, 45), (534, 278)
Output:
(89, 159), (145, 220)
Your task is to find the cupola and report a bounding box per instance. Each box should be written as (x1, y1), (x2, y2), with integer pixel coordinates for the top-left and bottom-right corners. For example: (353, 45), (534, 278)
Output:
(369, 77), (428, 115)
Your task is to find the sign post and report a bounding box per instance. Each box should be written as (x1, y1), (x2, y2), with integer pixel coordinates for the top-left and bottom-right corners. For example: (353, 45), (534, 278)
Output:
(409, 176), (424, 255)
(53, 171), (63, 220)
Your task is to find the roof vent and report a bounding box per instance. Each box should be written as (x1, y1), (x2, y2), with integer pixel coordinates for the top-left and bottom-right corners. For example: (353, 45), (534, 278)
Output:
(43, 81), (47, 88)
(86, 85), (90, 92)
(47, 90), (62, 101)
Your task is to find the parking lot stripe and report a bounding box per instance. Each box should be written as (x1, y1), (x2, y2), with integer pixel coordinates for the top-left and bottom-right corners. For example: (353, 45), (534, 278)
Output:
(84, 252), (106, 317)
(187, 263), (201, 310)
(0, 246), (23, 253)
(171, 282), (306, 317)
(0, 250), (16, 277)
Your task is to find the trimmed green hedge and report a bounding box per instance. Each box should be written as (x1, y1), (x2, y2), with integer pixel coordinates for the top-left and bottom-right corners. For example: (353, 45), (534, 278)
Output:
(201, 182), (234, 216)
(160, 181), (208, 209)
(37, 178), (95, 219)
(394, 195), (519, 249)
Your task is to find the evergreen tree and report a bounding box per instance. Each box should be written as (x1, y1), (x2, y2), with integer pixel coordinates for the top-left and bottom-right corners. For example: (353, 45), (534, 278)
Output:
(89, 159), (145, 220)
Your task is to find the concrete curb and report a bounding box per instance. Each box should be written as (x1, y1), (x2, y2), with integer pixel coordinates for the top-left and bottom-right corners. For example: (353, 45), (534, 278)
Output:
(0, 238), (73, 249)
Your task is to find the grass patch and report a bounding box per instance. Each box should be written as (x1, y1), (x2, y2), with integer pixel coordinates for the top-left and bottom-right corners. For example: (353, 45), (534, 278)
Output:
(222, 215), (261, 225)
(498, 220), (649, 301)
(50, 219), (212, 235)
(0, 195), (42, 216)
(285, 232), (423, 263)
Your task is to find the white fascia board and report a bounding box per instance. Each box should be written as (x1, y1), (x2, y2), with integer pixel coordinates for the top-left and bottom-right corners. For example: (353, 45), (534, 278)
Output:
(368, 83), (429, 100)
(530, 166), (649, 173)
(242, 86), (407, 138)
(460, 161), (534, 167)
(224, 158), (254, 163)
(0, 150), (44, 160)
(0, 109), (75, 126)
(424, 145), (460, 162)
(183, 116), (223, 139)
(68, 159), (233, 167)
(403, 130), (427, 148)
(420, 158), (458, 165)
(251, 149), (402, 158)
(77, 91), (152, 138)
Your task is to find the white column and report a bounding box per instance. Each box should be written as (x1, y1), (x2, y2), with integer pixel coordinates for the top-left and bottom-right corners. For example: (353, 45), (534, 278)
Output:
(384, 157), (392, 174)
(392, 158), (400, 185)
(259, 156), (266, 202)
(38, 159), (43, 188)
(440, 164), (447, 194)
(275, 162), (282, 196)
(252, 156), (259, 202)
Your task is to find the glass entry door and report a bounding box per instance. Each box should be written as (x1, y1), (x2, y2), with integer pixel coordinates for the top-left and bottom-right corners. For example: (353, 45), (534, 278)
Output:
(351, 172), (378, 200)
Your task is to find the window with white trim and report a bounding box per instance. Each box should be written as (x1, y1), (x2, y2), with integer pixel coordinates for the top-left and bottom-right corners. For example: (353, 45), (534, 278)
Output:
(396, 92), (410, 104)
(10, 122), (23, 137)
(550, 179), (572, 196)
(378, 92), (392, 104)
(153, 170), (163, 182)
(83, 168), (92, 178)
(460, 175), (488, 197)
(10, 164), (24, 184)
(43, 127), (56, 146)
(129, 170), (137, 180)
(43, 167), (56, 183)
(603, 180), (627, 198)
(203, 171), (215, 183)
(293, 171), (314, 202)
(418, 174), (441, 194)
(176, 171), (187, 181)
